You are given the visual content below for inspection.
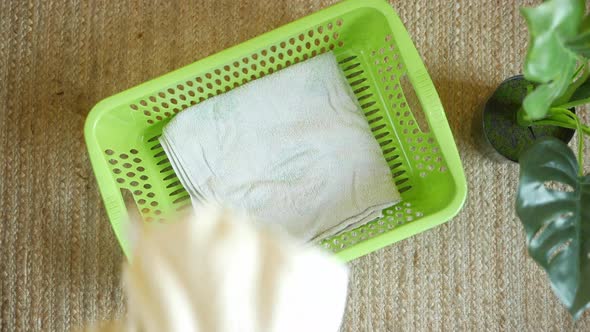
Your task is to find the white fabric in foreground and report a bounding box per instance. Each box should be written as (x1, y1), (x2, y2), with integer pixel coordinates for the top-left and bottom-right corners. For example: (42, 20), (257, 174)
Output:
(160, 52), (400, 241)
(119, 208), (349, 332)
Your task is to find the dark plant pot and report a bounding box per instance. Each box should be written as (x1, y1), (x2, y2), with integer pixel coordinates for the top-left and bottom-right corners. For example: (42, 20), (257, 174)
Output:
(474, 75), (575, 162)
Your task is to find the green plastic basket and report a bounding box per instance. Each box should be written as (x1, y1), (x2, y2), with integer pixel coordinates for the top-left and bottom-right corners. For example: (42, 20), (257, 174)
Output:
(85, 0), (467, 261)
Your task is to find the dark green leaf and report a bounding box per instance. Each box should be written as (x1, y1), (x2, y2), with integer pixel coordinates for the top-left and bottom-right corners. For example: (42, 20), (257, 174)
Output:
(580, 14), (590, 32)
(570, 77), (590, 101)
(516, 137), (590, 319)
(520, 0), (585, 120)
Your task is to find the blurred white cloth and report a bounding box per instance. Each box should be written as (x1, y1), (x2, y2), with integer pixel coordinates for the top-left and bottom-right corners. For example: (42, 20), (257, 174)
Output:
(160, 52), (400, 241)
(101, 207), (349, 332)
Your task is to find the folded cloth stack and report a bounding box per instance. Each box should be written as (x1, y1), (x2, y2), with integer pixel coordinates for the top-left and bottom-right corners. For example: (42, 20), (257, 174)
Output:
(160, 52), (400, 242)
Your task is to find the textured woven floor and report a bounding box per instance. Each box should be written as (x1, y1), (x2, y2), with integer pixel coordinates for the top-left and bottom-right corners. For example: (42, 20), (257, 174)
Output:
(1, 0), (590, 331)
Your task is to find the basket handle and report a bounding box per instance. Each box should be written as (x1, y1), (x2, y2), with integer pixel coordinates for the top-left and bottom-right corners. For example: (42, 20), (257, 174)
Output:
(381, 2), (449, 134)
(407, 67), (448, 133)
(86, 146), (133, 258)
(100, 186), (133, 258)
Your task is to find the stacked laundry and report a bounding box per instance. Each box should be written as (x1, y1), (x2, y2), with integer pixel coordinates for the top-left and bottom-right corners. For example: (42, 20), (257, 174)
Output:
(160, 52), (400, 241)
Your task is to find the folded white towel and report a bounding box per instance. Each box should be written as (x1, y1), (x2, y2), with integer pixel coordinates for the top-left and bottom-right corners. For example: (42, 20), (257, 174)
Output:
(160, 52), (400, 241)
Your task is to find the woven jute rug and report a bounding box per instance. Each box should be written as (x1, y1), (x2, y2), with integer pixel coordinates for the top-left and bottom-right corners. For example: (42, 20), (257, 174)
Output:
(1, 0), (589, 331)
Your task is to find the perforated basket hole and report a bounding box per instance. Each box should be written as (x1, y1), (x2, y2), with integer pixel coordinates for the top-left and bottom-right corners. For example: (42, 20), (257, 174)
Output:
(104, 148), (160, 221)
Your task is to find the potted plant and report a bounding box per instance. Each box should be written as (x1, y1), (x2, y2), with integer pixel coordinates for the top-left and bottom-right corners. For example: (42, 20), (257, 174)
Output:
(479, 0), (590, 320)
